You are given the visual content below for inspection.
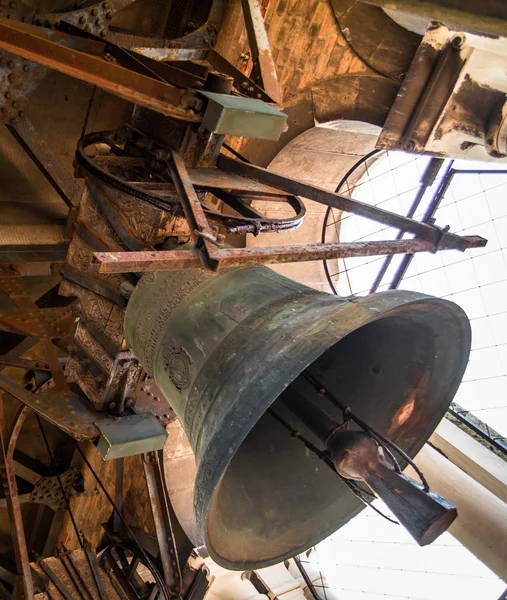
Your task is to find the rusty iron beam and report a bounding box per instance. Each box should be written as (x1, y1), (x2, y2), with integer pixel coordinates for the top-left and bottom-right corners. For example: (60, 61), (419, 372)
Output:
(92, 236), (486, 273)
(0, 403), (34, 600)
(0, 356), (50, 371)
(0, 306), (75, 338)
(0, 243), (69, 263)
(217, 155), (487, 250)
(241, 0), (283, 105)
(0, 261), (64, 277)
(0, 374), (100, 441)
(0, 18), (201, 122)
(168, 151), (220, 271)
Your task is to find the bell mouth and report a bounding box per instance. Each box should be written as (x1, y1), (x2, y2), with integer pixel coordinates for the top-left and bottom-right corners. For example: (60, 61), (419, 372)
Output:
(199, 294), (471, 570)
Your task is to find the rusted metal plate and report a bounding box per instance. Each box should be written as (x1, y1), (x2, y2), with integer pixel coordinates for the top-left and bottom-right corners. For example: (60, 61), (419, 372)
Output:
(133, 374), (177, 427)
(0, 374), (100, 441)
(0, 18), (202, 122)
(29, 467), (83, 512)
(38, 0), (137, 39)
(0, 306), (75, 338)
(0, 355), (50, 371)
(92, 236), (487, 273)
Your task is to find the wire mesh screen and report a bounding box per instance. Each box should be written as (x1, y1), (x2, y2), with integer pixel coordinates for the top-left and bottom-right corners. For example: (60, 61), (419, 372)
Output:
(323, 151), (507, 450)
(305, 505), (504, 600)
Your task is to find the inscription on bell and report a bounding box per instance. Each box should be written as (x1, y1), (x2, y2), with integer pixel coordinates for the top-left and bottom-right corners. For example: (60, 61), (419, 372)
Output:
(163, 341), (193, 390)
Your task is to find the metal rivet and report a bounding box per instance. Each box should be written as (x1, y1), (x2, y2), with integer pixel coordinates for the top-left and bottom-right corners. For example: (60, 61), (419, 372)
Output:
(79, 15), (86, 24)
(91, 8), (98, 15)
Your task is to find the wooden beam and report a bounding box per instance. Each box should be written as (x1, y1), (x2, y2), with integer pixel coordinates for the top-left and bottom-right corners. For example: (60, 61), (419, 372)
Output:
(430, 418), (507, 504)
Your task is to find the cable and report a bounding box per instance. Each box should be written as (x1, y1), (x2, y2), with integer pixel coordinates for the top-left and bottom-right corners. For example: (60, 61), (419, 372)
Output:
(36, 415), (84, 549)
(75, 445), (173, 600)
(222, 142), (252, 164)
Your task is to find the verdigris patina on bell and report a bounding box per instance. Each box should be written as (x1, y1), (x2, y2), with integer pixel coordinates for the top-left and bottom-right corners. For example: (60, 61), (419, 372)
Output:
(124, 266), (471, 570)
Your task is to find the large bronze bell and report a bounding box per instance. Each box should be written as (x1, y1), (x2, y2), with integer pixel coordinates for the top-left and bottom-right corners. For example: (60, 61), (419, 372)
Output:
(124, 266), (470, 570)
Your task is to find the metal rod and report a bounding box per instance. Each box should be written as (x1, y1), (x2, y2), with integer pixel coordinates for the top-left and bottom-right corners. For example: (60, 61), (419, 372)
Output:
(76, 447), (171, 600)
(40, 562), (74, 600)
(59, 554), (89, 600)
(388, 166), (455, 290)
(0, 18), (200, 122)
(293, 556), (320, 600)
(142, 454), (178, 592)
(83, 544), (108, 600)
(370, 158), (445, 293)
(168, 150), (219, 271)
(8, 119), (81, 207)
(240, 0), (283, 105)
(66, 552), (96, 600)
(92, 236), (486, 273)
(0, 403), (34, 600)
(217, 155), (484, 249)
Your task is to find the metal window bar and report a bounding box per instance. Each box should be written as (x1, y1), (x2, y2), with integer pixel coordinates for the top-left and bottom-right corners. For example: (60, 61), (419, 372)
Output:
(324, 153), (507, 456)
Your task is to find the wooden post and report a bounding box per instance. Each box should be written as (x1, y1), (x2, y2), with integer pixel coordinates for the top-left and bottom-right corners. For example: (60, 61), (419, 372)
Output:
(406, 443), (507, 581)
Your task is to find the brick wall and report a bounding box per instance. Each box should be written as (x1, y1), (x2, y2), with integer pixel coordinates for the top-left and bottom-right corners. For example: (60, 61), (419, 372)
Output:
(216, 0), (371, 102)
(265, 0), (369, 99)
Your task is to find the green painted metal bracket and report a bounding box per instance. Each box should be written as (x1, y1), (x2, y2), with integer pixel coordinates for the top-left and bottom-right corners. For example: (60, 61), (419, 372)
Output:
(95, 413), (168, 460)
(199, 91), (287, 141)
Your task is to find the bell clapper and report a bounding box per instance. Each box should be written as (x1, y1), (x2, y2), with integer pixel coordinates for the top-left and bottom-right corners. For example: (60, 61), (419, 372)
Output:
(274, 371), (458, 546)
